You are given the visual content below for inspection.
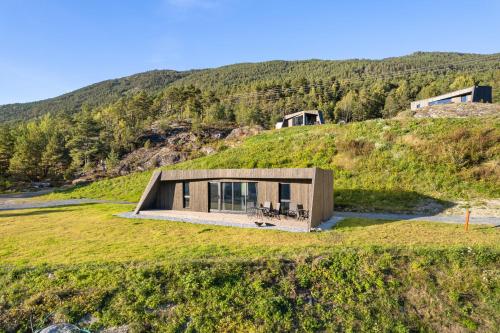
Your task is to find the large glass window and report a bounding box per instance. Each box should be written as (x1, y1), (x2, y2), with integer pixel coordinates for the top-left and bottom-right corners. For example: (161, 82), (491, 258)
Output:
(209, 182), (219, 210)
(279, 183), (291, 212)
(292, 115), (303, 126)
(183, 182), (190, 208)
(213, 182), (258, 212)
(247, 182), (258, 209)
(429, 98), (452, 106)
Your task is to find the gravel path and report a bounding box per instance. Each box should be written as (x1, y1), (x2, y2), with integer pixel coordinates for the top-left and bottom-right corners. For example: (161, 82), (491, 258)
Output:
(0, 199), (132, 211)
(335, 211), (500, 226)
(0, 190), (132, 211)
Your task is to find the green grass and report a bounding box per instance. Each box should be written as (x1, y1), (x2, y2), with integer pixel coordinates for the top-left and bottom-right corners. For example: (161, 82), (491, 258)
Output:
(0, 204), (498, 265)
(0, 204), (499, 332)
(4, 116), (500, 331)
(45, 117), (500, 212)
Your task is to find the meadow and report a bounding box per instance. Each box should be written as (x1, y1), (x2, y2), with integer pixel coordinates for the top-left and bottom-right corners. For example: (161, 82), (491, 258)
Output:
(0, 203), (499, 332)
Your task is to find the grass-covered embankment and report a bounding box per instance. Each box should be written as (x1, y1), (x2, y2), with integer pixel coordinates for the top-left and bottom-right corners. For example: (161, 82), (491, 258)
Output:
(1, 248), (498, 332)
(46, 117), (500, 212)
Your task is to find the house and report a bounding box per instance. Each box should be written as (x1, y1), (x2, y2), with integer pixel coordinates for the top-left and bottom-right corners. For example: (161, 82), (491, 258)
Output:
(275, 110), (324, 129)
(134, 168), (334, 230)
(410, 86), (492, 110)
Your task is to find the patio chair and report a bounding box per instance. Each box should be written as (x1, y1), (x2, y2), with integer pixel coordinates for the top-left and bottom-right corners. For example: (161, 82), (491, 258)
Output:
(287, 202), (299, 218)
(297, 204), (309, 221)
(268, 202), (281, 220)
(262, 201), (272, 217)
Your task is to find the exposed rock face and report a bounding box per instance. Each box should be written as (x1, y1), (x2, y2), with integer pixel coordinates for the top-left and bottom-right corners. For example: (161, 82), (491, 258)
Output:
(112, 122), (234, 176)
(116, 146), (187, 175)
(70, 123), (263, 181)
(398, 102), (500, 119)
(226, 125), (264, 141)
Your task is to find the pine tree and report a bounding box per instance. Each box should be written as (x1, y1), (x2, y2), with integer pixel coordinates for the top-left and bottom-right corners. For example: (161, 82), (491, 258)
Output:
(67, 106), (103, 173)
(0, 125), (14, 176)
(41, 131), (69, 179)
(8, 123), (44, 180)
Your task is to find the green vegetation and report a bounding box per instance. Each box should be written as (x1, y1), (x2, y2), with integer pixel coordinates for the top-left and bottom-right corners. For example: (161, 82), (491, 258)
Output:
(48, 117), (500, 212)
(1, 52), (500, 331)
(0, 70), (190, 122)
(1, 204), (499, 265)
(0, 204), (499, 331)
(1, 52), (499, 187)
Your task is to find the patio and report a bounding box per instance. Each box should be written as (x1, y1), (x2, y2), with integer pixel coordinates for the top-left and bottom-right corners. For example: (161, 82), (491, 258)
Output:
(117, 209), (311, 232)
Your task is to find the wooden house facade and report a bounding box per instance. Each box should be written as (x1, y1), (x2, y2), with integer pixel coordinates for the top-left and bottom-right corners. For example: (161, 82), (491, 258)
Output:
(134, 168), (334, 229)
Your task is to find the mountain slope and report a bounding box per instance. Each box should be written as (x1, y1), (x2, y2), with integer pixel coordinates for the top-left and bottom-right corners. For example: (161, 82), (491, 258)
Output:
(2, 52), (499, 122)
(170, 52), (500, 90)
(0, 69), (193, 122)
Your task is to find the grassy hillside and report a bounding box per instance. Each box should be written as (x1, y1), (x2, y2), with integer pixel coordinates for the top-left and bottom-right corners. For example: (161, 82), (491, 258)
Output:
(0, 70), (191, 122)
(48, 117), (500, 212)
(0, 204), (499, 332)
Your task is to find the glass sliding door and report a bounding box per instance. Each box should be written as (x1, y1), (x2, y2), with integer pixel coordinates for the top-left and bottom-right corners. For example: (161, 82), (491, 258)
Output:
(222, 182), (233, 211)
(210, 181), (258, 213)
(233, 182), (244, 211)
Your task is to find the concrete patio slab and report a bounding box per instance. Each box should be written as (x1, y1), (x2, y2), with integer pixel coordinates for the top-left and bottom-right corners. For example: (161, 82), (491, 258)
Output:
(117, 209), (310, 232)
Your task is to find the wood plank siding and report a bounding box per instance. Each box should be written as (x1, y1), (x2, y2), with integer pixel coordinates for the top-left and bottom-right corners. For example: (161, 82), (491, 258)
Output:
(135, 168), (333, 230)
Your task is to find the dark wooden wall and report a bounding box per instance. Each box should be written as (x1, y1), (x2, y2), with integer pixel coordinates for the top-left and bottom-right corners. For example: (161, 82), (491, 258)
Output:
(135, 168), (334, 231)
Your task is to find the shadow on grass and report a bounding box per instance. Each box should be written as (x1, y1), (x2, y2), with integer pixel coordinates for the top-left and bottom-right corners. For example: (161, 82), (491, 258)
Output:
(0, 209), (80, 218)
(334, 188), (455, 214)
(0, 203), (100, 215)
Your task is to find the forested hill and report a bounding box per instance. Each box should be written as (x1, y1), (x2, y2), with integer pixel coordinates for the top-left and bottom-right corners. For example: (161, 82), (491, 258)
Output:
(0, 69), (192, 122)
(1, 51), (500, 186)
(1, 52), (499, 123)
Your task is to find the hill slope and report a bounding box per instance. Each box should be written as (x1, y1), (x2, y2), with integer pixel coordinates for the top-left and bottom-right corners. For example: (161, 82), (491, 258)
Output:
(0, 70), (192, 122)
(48, 116), (500, 212)
(2, 52), (499, 123)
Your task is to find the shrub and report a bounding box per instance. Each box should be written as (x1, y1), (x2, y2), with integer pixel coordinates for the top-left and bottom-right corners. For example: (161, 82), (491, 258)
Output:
(336, 139), (375, 157)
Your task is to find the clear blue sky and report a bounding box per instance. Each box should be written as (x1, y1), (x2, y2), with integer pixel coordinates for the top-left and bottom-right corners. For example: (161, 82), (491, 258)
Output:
(0, 0), (499, 105)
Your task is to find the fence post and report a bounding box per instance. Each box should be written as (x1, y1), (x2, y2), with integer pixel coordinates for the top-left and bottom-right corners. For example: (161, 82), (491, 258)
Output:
(464, 208), (470, 231)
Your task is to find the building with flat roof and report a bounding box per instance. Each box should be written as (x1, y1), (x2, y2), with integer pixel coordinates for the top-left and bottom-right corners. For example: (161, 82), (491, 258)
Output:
(410, 86), (492, 110)
(275, 110), (324, 129)
(134, 168), (334, 230)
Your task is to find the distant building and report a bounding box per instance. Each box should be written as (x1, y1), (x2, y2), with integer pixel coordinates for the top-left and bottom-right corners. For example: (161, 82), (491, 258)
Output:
(410, 86), (492, 111)
(275, 110), (324, 129)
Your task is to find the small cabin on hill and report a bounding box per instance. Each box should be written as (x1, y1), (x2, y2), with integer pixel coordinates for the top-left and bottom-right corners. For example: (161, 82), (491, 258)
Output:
(275, 110), (324, 129)
(410, 86), (492, 110)
(134, 168), (334, 230)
